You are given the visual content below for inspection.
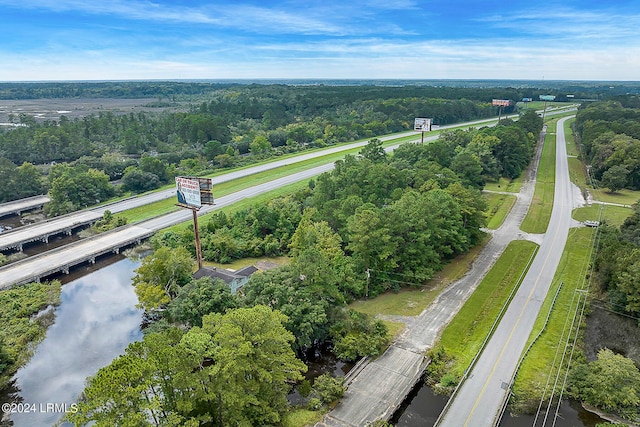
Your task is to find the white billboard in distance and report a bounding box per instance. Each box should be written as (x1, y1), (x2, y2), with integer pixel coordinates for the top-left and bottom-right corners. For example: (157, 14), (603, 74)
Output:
(414, 118), (431, 131)
(492, 99), (512, 107)
(176, 176), (202, 208)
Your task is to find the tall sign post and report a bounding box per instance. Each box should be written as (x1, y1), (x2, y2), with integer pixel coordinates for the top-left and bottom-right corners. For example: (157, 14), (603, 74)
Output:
(539, 95), (556, 122)
(414, 118), (432, 144)
(492, 99), (512, 123)
(175, 176), (214, 269)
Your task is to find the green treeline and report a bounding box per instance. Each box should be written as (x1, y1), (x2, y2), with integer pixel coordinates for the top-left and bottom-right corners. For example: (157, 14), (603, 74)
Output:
(0, 83), (534, 167)
(0, 83), (540, 205)
(1, 80), (636, 101)
(564, 204), (640, 423)
(70, 115), (541, 426)
(591, 203), (640, 318)
(166, 113), (539, 294)
(574, 97), (640, 191)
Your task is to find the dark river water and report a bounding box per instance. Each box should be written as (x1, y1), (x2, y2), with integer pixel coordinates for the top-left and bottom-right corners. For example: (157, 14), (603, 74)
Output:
(391, 378), (606, 427)
(4, 256), (143, 427)
(0, 211), (609, 427)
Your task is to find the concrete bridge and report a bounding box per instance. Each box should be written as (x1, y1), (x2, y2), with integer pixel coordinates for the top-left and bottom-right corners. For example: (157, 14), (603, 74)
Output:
(317, 123), (548, 427)
(0, 221), (157, 288)
(0, 210), (103, 252)
(0, 162), (339, 289)
(0, 195), (50, 219)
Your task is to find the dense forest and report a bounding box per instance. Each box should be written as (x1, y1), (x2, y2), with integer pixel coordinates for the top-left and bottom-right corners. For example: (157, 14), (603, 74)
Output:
(1, 82), (551, 208)
(591, 203), (640, 318)
(1, 80), (638, 100)
(66, 112), (543, 426)
(574, 98), (640, 191)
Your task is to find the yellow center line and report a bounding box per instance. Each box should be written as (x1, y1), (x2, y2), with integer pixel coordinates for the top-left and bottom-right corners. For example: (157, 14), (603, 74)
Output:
(463, 199), (566, 426)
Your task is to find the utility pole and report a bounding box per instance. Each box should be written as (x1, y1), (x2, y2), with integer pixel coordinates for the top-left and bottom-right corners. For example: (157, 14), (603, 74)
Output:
(366, 268), (370, 298)
(539, 95), (556, 122)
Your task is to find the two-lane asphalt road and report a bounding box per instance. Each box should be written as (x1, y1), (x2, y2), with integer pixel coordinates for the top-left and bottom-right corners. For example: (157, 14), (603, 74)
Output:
(437, 116), (575, 426)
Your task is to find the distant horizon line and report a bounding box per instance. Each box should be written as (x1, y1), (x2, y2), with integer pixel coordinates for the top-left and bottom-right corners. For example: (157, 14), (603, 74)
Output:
(1, 78), (640, 84)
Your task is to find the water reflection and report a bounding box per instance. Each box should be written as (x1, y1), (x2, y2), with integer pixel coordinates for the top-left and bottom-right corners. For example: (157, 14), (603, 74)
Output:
(391, 381), (606, 427)
(288, 343), (354, 406)
(9, 258), (142, 427)
(500, 400), (606, 427)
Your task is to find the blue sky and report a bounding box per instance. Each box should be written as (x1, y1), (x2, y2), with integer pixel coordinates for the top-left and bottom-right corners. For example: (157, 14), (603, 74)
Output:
(1, 0), (639, 81)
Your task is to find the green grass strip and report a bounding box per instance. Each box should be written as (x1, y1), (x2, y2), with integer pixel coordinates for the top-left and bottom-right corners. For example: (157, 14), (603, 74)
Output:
(520, 120), (558, 234)
(483, 177), (524, 193)
(119, 135), (420, 223)
(437, 240), (539, 379)
(483, 192), (517, 229)
(510, 227), (595, 413)
(572, 204), (632, 228)
(349, 235), (491, 317)
(588, 188), (640, 206)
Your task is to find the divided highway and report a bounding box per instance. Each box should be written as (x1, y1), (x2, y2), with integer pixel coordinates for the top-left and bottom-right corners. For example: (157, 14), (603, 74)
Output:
(0, 131), (425, 253)
(0, 164), (334, 288)
(436, 116), (576, 426)
(1, 113), (514, 287)
(1, 114), (513, 254)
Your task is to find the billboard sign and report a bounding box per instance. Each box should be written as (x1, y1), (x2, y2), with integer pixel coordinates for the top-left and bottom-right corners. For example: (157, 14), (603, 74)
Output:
(522, 97), (533, 102)
(176, 177), (202, 208)
(539, 95), (556, 101)
(176, 177), (214, 209)
(492, 99), (512, 107)
(414, 118), (431, 131)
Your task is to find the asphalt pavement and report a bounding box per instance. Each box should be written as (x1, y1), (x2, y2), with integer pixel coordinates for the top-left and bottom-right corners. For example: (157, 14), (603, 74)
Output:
(437, 116), (575, 426)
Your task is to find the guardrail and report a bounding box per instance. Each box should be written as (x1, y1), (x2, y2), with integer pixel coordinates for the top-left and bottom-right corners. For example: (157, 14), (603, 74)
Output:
(492, 281), (565, 426)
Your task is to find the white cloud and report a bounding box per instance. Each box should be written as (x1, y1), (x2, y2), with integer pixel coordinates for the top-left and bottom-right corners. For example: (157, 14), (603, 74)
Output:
(480, 6), (640, 42)
(3, 34), (639, 81)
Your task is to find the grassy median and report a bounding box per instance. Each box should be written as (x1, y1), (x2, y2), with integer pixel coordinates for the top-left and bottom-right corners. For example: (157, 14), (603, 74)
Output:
(119, 134), (422, 223)
(520, 120), (558, 234)
(431, 240), (539, 384)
